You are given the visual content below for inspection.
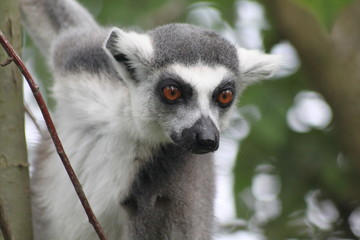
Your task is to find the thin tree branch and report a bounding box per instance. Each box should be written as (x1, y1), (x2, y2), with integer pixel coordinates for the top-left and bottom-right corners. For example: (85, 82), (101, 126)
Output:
(0, 31), (108, 240)
(0, 197), (13, 240)
(25, 103), (42, 132)
(0, 57), (12, 66)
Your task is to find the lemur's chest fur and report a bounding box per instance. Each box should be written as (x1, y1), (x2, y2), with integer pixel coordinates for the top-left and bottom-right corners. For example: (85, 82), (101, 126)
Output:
(122, 144), (215, 240)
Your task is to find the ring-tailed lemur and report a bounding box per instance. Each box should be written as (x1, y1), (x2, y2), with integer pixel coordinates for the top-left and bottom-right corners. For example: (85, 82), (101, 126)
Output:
(20, 0), (281, 239)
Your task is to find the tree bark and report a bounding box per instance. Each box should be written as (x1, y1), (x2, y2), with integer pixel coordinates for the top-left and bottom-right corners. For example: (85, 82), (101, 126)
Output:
(0, 0), (33, 239)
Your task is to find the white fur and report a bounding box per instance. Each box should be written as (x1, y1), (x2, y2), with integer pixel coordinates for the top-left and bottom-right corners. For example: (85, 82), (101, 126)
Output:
(237, 48), (283, 84)
(106, 28), (154, 70)
(171, 63), (230, 111)
(32, 71), (163, 240)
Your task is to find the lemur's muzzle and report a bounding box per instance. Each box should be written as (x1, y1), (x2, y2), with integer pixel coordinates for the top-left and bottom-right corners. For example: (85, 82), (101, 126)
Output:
(172, 116), (219, 154)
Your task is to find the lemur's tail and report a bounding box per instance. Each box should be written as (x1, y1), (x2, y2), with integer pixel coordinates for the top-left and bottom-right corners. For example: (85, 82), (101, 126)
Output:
(19, 0), (98, 57)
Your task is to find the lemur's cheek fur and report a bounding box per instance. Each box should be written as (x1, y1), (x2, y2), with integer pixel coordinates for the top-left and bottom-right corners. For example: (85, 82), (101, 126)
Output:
(170, 116), (219, 154)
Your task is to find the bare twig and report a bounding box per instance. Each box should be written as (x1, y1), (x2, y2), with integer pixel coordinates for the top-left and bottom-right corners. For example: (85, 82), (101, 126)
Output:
(25, 103), (42, 132)
(0, 197), (13, 240)
(0, 57), (12, 66)
(0, 31), (108, 240)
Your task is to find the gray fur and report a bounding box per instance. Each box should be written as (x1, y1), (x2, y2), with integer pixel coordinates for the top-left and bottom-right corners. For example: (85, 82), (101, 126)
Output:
(52, 29), (119, 77)
(20, 0), (97, 56)
(122, 145), (214, 240)
(149, 24), (240, 74)
(43, 0), (97, 32)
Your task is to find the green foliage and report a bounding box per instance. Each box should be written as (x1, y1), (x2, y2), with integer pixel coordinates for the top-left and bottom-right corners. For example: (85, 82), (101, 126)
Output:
(234, 71), (357, 238)
(93, 0), (167, 26)
(290, 0), (353, 30)
(203, 0), (238, 25)
(232, 0), (360, 238)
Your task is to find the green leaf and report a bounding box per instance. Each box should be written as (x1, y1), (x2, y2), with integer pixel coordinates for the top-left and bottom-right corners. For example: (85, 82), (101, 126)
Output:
(290, 0), (354, 30)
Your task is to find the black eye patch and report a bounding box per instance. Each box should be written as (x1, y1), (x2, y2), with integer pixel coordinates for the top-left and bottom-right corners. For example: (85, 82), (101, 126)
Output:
(212, 80), (236, 108)
(156, 75), (193, 105)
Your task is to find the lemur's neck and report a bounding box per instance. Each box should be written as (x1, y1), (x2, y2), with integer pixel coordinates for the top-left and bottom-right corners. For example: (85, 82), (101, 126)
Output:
(120, 143), (216, 239)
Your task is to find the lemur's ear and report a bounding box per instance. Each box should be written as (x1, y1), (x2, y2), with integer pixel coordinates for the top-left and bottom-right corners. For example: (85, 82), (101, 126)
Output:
(238, 48), (283, 85)
(104, 27), (153, 80)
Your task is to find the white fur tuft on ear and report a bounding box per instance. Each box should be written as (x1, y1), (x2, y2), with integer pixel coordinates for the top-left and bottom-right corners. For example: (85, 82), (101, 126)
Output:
(104, 27), (154, 69)
(238, 48), (283, 85)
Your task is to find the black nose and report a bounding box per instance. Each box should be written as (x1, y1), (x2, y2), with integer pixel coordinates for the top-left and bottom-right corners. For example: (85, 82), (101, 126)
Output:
(196, 132), (218, 151)
(173, 116), (219, 154)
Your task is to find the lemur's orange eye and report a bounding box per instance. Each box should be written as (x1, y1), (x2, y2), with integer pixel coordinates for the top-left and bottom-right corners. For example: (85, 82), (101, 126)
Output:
(217, 90), (234, 105)
(163, 86), (181, 101)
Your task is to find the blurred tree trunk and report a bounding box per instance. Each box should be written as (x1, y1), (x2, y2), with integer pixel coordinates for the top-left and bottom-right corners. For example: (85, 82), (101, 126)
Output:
(0, 0), (33, 239)
(262, 0), (360, 238)
(263, 0), (360, 189)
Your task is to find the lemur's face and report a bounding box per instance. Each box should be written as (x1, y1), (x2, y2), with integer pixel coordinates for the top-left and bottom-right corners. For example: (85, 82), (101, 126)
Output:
(104, 24), (281, 154)
(146, 63), (239, 154)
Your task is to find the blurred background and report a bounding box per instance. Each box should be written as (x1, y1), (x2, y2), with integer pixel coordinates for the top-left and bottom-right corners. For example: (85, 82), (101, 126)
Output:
(22, 0), (360, 239)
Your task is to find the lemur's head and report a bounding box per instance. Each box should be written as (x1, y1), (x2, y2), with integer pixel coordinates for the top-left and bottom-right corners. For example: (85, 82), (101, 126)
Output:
(104, 24), (281, 154)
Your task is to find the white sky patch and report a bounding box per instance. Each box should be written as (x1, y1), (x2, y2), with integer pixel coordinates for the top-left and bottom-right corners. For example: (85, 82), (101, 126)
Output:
(187, 3), (223, 29)
(24, 81), (42, 145)
(252, 165), (282, 223)
(252, 172), (281, 202)
(214, 105), (259, 223)
(271, 41), (300, 77)
(214, 108), (251, 222)
(22, 53), (47, 174)
(214, 107), (271, 240)
(305, 190), (340, 231)
(216, 231), (266, 240)
(215, 137), (238, 221)
(349, 208), (360, 237)
(255, 198), (282, 224)
(287, 91), (332, 133)
(235, 0), (267, 49)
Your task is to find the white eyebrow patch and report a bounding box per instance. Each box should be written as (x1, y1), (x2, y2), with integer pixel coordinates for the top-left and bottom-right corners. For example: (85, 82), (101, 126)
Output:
(169, 63), (230, 91)
(168, 63), (231, 110)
